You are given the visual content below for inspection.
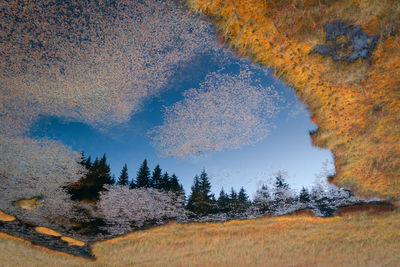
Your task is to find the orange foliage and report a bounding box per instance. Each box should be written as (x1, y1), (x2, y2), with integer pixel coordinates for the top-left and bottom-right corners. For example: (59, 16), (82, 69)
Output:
(187, 0), (400, 202)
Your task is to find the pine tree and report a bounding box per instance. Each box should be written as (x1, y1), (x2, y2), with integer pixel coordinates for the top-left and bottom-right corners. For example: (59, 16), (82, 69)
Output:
(136, 159), (150, 188)
(272, 173), (292, 208)
(187, 175), (201, 214)
(98, 154), (114, 185)
(253, 184), (273, 214)
(151, 165), (162, 189)
(160, 172), (170, 191)
(129, 178), (136, 189)
(217, 187), (230, 213)
(198, 169), (215, 215)
(299, 187), (311, 203)
(229, 188), (238, 212)
(237, 187), (250, 212)
(187, 170), (215, 215)
(84, 156), (92, 169)
(79, 151), (86, 166)
(68, 153), (113, 201)
(117, 164), (129, 186)
(169, 174), (181, 192)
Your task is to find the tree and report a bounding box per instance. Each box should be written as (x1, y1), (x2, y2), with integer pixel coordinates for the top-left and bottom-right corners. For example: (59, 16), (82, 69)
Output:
(97, 185), (187, 236)
(199, 169), (212, 200)
(151, 165), (162, 189)
(237, 187), (250, 212)
(299, 187), (311, 203)
(84, 156), (92, 169)
(117, 164), (129, 186)
(136, 159), (151, 188)
(169, 174), (181, 193)
(79, 151), (86, 166)
(229, 187), (238, 212)
(198, 169), (215, 214)
(186, 175), (201, 214)
(0, 136), (86, 232)
(253, 184), (273, 214)
(160, 172), (170, 191)
(217, 187), (230, 213)
(129, 178), (136, 189)
(272, 173), (292, 207)
(69, 154), (114, 201)
(186, 170), (215, 216)
(97, 154), (115, 185)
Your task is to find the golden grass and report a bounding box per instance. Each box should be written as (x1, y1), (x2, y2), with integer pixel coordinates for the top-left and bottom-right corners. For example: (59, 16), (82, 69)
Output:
(17, 198), (42, 210)
(186, 0), (400, 202)
(1, 213), (400, 266)
(61, 236), (85, 247)
(0, 210), (15, 222)
(35, 227), (62, 237)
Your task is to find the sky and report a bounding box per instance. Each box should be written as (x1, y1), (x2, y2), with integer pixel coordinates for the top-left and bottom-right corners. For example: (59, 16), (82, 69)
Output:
(30, 52), (335, 197)
(1, 0), (335, 198)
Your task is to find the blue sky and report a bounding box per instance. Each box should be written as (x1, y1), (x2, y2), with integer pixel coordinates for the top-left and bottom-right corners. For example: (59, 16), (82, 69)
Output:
(30, 51), (335, 198)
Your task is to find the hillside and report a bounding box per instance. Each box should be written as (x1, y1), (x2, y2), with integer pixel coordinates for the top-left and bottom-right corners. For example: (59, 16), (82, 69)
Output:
(1, 212), (400, 266)
(186, 0), (400, 202)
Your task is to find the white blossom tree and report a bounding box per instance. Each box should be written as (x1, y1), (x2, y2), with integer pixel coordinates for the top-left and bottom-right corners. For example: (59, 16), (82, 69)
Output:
(96, 185), (187, 236)
(0, 135), (86, 229)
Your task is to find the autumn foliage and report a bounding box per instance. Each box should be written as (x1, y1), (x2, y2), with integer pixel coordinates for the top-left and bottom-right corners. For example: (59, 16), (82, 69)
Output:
(186, 0), (400, 203)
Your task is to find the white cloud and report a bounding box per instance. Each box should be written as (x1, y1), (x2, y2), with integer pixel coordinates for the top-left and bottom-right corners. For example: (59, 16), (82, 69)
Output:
(151, 67), (281, 159)
(0, 0), (221, 136)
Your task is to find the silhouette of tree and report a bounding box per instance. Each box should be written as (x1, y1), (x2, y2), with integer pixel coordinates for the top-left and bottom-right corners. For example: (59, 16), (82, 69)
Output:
(117, 164), (129, 186)
(136, 159), (151, 188)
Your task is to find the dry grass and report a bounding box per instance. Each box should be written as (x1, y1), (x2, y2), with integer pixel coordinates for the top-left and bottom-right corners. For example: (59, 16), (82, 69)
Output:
(1, 212), (400, 266)
(17, 198), (44, 210)
(0, 210), (15, 222)
(35, 227), (62, 237)
(61, 237), (85, 247)
(186, 0), (400, 202)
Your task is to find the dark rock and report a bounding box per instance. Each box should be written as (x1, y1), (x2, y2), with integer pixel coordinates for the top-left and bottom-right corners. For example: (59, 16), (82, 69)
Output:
(0, 219), (94, 259)
(310, 20), (379, 63)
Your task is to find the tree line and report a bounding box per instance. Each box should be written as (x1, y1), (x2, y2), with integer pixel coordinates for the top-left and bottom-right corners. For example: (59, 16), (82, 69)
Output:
(68, 152), (360, 224)
(68, 153), (184, 202)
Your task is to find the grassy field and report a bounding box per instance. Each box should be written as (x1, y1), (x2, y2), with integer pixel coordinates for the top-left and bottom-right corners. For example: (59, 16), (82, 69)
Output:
(186, 0), (400, 202)
(1, 211), (400, 266)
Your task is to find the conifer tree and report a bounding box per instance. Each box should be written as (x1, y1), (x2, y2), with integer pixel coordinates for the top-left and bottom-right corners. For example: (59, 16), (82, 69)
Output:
(136, 159), (150, 188)
(151, 165), (162, 189)
(68, 153), (113, 201)
(169, 174), (181, 192)
(253, 184), (273, 214)
(98, 154), (115, 185)
(217, 187), (230, 213)
(198, 169), (215, 215)
(237, 186), (250, 212)
(79, 151), (86, 166)
(160, 172), (170, 191)
(129, 178), (136, 189)
(187, 175), (201, 214)
(84, 156), (92, 169)
(117, 164), (129, 186)
(273, 173), (292, 206)
(299, 187), (311, 203)
(229, 187), (238, 212)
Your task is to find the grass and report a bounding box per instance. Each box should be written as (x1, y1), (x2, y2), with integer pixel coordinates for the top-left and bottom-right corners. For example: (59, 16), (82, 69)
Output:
(186, 0), (400, 202)
(35, 227), (62, 237)
(1, 212), (400, 266)
(0, 210), (15, 222)
(60, 237), (85, 247)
